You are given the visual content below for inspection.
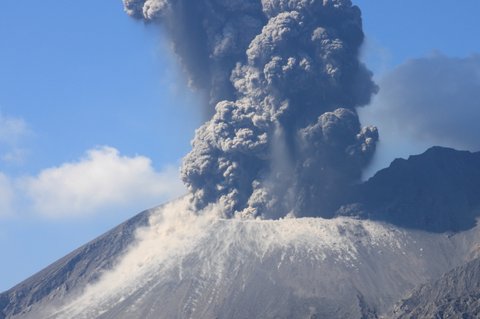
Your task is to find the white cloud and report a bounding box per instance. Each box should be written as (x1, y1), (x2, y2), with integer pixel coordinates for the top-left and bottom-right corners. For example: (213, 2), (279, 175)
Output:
(19, 146), (186, 218)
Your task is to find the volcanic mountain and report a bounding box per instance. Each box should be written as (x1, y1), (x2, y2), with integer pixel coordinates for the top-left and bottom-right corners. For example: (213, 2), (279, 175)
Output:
(3, 1), (480, 318)
(2, 146), (480, 319)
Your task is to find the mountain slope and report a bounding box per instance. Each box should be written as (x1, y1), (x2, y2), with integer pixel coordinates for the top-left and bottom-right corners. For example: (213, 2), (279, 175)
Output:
(4, 202), (480, 319)
(17, 212), (480, 319)
(0, 210), (150, 319)
(392, 257), (480, 318)
(2, 147), (480, 319)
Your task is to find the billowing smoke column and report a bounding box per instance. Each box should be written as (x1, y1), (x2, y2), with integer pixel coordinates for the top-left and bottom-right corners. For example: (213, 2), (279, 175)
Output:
(124, 0), (379, 219)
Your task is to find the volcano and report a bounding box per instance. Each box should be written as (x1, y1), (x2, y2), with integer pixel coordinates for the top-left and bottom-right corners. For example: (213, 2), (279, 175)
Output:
(2, 147), (480, 319)
(3, 0), (480, 318)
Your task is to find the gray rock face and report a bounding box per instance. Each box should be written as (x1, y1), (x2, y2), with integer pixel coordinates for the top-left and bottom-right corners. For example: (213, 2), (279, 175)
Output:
(341, 146), (480, 233)
(392, 257), (480, 319)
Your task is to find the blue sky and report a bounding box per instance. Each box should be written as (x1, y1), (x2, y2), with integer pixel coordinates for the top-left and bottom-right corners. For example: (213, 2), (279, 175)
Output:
(1, 0), (479, 291)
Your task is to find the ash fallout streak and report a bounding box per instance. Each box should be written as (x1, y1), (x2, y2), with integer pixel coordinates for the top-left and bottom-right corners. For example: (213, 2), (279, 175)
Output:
(124, 0), (378, 218)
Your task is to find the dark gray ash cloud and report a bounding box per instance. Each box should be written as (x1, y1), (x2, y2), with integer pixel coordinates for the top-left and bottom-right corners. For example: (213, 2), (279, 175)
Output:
(361, 54), (480, 154)
(124, 0), (379, 218)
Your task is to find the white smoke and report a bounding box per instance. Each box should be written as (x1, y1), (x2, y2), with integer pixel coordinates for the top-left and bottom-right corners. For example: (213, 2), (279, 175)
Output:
(44, 197), (219, 319)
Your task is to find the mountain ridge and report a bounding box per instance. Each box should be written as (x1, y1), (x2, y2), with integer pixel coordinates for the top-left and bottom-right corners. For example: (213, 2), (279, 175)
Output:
(339, 146), (480, 232)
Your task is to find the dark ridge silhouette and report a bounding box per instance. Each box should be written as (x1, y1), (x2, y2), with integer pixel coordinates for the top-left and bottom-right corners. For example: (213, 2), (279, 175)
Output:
(338, 146), (480, 233)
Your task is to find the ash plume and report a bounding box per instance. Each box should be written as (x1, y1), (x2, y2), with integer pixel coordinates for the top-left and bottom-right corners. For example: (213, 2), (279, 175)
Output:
(124, 0), (379, 218)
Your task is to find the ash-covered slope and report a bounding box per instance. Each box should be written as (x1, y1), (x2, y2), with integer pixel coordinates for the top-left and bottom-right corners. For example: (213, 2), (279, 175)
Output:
(2, 147), (480, 319)
(14, 206), (480, 319)
(0, 210), (150, 319)
(392, 257), (480, 318)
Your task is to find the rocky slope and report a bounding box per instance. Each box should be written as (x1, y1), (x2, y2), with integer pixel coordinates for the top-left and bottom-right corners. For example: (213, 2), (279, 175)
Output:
(392, 257), (480, 318)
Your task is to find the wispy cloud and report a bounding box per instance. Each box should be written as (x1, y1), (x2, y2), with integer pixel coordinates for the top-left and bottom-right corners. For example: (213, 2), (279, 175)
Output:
(0, 112), (30, 165)
(2, 148), (28, 165)
(0, 113), (28, 144)
(0, 173), (15, 217)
